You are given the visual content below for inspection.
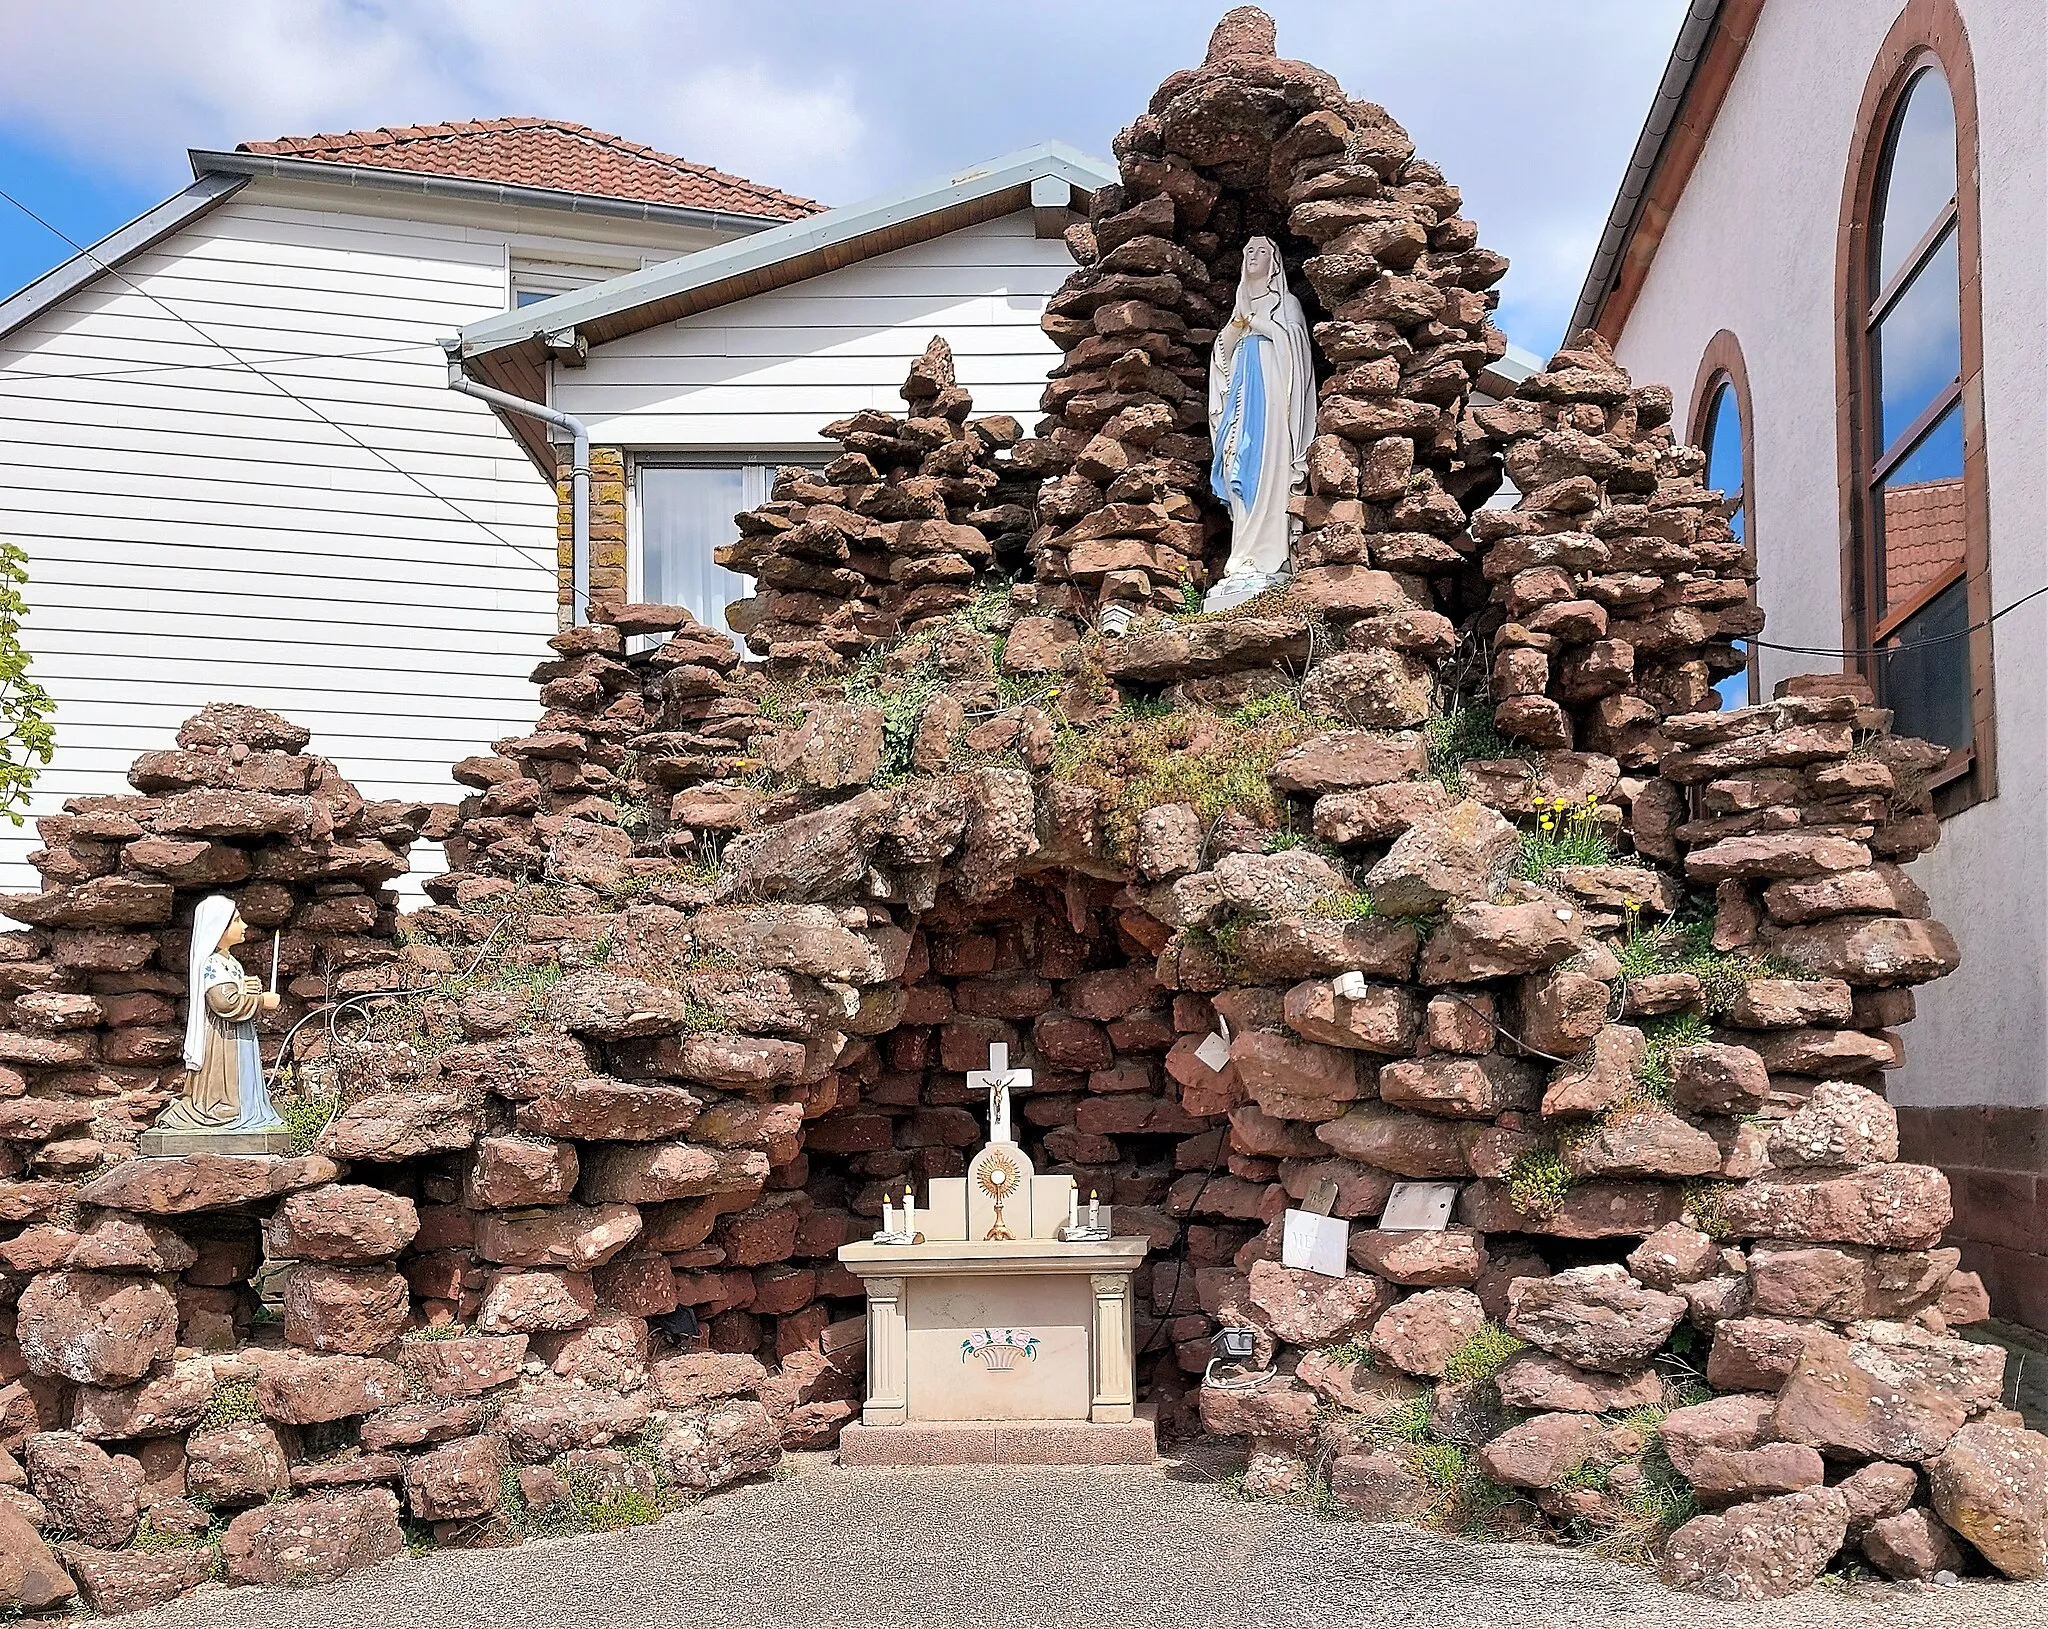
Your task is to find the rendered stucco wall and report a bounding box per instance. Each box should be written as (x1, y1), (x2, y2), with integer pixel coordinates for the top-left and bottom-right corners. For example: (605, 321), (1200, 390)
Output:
(1610, 0), (2047, 1119)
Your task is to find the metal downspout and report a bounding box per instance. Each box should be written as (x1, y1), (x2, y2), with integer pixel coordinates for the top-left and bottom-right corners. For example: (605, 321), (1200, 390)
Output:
(441, 340), (590, 626)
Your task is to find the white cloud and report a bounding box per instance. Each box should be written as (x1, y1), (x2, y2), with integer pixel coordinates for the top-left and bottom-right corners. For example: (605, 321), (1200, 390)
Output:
(0, 0), (1688, 348)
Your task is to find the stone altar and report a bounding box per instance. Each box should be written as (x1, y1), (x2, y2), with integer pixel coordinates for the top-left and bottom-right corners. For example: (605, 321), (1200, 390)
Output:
(837, 1047), (1155, 1466)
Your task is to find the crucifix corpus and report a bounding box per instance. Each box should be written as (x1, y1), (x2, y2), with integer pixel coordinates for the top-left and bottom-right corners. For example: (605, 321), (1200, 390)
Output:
(966, 1042), (1029, 1146)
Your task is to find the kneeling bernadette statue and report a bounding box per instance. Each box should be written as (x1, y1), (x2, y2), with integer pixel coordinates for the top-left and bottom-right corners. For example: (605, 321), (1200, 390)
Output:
(1204, 235), (1316, 613)
(143, 894), (292, 1155)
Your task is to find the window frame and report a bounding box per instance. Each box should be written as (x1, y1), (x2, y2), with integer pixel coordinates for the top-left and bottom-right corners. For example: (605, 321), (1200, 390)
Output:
(1837, 13), (1995, 814)
(1687, 330), (1759, 710)
(626, 451), (823, 645)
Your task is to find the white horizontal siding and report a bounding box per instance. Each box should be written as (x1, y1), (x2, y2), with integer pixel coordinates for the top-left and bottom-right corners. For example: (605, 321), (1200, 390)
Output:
(0, 183), (716, 896)
(555, 213), (1072, 446)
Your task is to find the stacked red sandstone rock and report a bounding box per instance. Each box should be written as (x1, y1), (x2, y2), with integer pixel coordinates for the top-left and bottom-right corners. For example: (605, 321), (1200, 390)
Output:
(0, 703), (432, 1190)
(436, 605), (757, 898)
(1021, 5), (1507, 620)
(3, 10), (2044, 1616)
(718, 337), (1031, 664)
(1468, 329), (1759, 759)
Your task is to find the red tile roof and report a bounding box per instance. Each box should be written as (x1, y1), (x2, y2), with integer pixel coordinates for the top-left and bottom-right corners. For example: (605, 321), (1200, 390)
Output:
(1881, 477), (1967, 613)
(238, 118), (820, 221)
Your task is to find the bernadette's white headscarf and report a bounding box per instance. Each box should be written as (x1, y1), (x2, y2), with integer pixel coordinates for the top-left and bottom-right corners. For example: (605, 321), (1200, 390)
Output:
(182, 895), (239, 1072)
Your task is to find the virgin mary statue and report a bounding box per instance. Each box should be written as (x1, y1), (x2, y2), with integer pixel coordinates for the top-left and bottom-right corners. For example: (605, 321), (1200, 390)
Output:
(143, 895), (291, 1155)
(1205, 236), (1316, 612)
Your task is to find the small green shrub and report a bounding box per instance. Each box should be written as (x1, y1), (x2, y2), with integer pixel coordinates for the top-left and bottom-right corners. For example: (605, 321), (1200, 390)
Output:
(197, 1378), (260, 1430)
(1373, 1393), (1436, 1446)
(275, 1093), (338, 1157)
(1424, 703), (1516, 793)
(575, 1487), (662, 1532)
(1634, 1011), (1713, 1099)
(131, 1515), (220, 1553)
(1442, 1322), (1527, 1383)
(1683, 1178), (1739, 1242)
(1505, 1147), (1572, 1218)
(402, 1321), (474, 1343)
(1308, 887), (1376, 921)
(1315, 1338), (1372, 1368)
(1617, 906), (1799, 1018)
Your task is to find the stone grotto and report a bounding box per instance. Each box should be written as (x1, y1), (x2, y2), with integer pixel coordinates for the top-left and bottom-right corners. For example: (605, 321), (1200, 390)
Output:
(0, 8), (2041, 1615)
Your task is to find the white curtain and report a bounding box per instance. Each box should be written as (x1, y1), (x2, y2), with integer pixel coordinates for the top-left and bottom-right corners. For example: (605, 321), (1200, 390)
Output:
(637, 463), (765, 643)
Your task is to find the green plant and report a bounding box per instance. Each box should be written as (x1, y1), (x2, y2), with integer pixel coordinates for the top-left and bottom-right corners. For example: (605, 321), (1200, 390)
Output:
(1515, 793), (1615, 881)
(197, 1378), (260, 1430)
(274, 1092), (338, 1157)
(0, 542), (55, 825)
(1616, 905), (1798, 1017)
(131, 1515), (221, 1553)
(1055, 694), (1319, 862)
(575, 1487), (662, 1532)
(1505, 1147), (1572, 1218)
(1373, 1393), (1437, 1446)
(402, 1321), (475, 1343)
(1308, 887), (1376, 922)
(1442, 1322), (1527, 1384)
(1423, 703), (1515, 793)
(1315, 1338), (1372, 1368)
(1634, 1011), (1713, 1099)
(1683, 1177), (1739, 1242)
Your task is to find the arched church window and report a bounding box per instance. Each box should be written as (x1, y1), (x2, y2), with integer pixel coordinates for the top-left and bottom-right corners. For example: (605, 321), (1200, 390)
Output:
(1854, 63), (1975, 760)
(1701, 376), (1749, 708)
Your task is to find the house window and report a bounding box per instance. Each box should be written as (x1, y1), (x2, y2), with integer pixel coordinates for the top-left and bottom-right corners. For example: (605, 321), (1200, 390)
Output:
(634, 462), (787, 642)
(508, 253), (642, 310)
(1848, 59), (1984, 778)
(1701, 376), (1750, 708)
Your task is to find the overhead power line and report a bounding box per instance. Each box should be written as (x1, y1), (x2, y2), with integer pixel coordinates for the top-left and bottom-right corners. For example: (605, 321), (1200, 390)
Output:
(0, 185), (584, 612)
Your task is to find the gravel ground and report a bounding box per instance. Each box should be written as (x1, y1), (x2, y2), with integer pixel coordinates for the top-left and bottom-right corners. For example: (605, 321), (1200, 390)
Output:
(105, 1447), (2048, 1629)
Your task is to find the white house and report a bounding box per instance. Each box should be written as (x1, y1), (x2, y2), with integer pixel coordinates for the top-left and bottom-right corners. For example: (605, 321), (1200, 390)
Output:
(1570, 0), (2045, 1328)
(0, 119), (820, 892)
(449, 144), (1116, 639)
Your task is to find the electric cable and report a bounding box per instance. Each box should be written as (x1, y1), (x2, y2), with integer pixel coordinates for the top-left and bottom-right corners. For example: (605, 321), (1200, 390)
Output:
(0, 184), (591, 615)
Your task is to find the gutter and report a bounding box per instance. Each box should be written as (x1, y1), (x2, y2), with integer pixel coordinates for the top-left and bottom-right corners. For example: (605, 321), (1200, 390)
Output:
(442, 340), (588, 629)
(1565, 0), (1724, 339)
(192, 149), (800, 239)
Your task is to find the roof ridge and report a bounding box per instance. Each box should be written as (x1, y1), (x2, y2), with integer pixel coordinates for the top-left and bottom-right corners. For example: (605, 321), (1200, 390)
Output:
(234, 117), (820, 216)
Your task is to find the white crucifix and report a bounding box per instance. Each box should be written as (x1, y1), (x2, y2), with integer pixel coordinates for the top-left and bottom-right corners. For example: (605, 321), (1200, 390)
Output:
(967, 1042), (1030, 1146)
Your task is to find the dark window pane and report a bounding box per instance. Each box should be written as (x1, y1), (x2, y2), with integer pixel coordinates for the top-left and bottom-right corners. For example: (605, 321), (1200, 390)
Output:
(1872, 224), (1959, 452)
(1875, 403), (1966, 617)
(1876, 68), (1958, 290)
(1881, 576), (1972, 750)
(640, 465), (752, 636)
(1703, 381), (1743, 502)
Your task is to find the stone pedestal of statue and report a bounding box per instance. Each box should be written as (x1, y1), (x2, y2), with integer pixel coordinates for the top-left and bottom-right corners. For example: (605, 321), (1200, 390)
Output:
(137, 1126), (293, 1157)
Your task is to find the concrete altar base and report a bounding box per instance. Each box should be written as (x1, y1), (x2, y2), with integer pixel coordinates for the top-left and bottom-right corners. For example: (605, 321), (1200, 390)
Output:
(838, 1408), (1157, 1467)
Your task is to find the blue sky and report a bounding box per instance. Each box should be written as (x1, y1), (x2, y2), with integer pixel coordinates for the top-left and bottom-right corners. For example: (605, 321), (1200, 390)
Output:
(0, 0), (1688, 356)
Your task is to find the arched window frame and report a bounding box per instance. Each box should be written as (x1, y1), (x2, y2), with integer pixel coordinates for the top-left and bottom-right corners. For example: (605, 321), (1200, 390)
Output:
(1837, 2), (1994, 811)
(1688, 331), (1758, 710)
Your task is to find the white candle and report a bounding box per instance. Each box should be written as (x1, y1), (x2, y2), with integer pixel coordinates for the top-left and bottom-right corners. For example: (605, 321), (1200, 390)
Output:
(901, 1186), (915, 1240)
(269, 932), (280, 992)
(1089, 1191), (1100, 1231)
(883, 1200), (899, 1238)
(1067, 1185), (1079, 1231)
